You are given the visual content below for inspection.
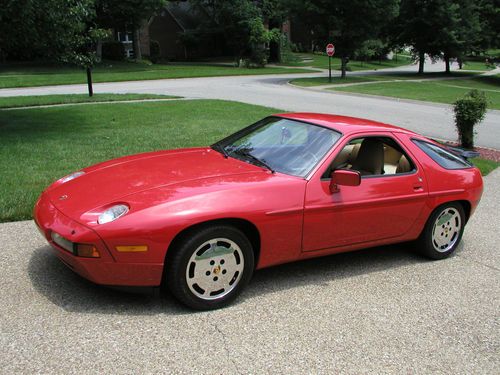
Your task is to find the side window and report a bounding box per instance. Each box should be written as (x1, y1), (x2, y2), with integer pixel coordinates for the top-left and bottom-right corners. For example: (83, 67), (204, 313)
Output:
(412, 140), (472, 169)
(323, 136), (416, 178)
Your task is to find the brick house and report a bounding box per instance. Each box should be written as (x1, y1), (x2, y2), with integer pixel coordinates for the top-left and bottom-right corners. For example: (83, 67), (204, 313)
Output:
(115, 1), (227, 61)
(116, 1), (292, 62)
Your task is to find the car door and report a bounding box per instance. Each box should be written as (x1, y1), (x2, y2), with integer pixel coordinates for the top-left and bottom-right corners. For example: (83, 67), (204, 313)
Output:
(302, 132), (428, 252)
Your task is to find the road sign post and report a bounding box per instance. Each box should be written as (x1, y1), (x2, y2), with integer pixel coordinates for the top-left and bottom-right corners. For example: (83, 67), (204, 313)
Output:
(326, 43), (335, 83)
(328, 54), (331, 82)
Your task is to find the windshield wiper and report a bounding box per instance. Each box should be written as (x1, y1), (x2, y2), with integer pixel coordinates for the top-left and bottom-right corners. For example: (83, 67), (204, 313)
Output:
(211, 142), (229, 158)
(233, 148), (275, 173)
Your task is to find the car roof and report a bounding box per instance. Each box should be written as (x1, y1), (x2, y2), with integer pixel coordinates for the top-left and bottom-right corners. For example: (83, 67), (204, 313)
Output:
(275, 112), (418, 136)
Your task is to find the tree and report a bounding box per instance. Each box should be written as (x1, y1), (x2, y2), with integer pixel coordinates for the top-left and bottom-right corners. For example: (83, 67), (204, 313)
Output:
(96, 0), (166, 60)
(0, 0), (92, 61)
(395, 0), (449, 74)
(477, 0), (500, 51)
(353, 39), (388, 63)
(259, 0), (289, 62)
(435, 0), (483, 73)
(394, 0), (487, 74)
(192, 0), (272, 66)
(0, 0), (107, 96)
(286, 0), (399, 78)
(61, 1), (109, 96)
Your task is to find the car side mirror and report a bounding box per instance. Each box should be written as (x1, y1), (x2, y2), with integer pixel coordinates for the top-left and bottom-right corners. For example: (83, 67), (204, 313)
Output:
(330, 169), (361, 193)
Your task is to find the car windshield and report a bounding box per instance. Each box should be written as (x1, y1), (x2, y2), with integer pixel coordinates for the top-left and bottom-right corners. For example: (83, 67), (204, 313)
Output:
(213, 117), (341, 177)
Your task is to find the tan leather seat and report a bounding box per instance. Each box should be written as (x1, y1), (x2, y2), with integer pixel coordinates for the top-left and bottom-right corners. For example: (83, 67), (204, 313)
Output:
(351, 138), (384, 175)
(331, 145), (352, 170)
(384, 146), (402, 165)
(348, 143), (361, 165)
(326, 143), (362, 178)
(396, 155), (412, 173)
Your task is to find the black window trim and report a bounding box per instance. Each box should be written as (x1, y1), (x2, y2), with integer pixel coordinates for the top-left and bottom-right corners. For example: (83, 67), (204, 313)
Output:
(411, 138), (473, 170)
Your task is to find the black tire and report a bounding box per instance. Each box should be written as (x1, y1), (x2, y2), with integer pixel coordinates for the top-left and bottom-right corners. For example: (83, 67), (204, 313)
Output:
(416, 202), (466, 260)
(165, 225), (254, 310)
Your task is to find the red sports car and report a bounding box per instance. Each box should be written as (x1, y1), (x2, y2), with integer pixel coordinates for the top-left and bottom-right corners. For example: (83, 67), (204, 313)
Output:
(34, 113), (483, 310)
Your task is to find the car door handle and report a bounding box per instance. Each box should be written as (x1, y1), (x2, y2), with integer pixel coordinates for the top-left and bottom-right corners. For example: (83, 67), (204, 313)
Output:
(413, 184), (424, 192)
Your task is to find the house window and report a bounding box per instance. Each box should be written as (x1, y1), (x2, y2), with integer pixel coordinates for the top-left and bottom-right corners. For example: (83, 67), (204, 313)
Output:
(117, 32), (133, 43)
(117, 31), (134, 58)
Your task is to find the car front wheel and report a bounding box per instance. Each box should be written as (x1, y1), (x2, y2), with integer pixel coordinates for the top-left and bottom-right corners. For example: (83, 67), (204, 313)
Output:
(165, 225), (254, 310)
(417, 202), (465, 259)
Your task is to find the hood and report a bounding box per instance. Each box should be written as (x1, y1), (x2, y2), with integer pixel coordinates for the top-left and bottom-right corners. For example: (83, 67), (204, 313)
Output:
(46, 147), (263, 217)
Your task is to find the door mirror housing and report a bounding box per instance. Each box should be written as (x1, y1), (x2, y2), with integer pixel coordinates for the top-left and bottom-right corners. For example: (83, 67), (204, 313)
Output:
(330, 169), (361, 193)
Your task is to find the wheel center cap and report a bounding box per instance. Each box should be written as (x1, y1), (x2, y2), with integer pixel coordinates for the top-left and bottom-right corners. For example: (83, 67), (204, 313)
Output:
(213, 265), (221, 275)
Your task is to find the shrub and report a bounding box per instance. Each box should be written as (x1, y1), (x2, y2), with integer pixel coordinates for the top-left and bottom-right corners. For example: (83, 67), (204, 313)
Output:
(453, 90), (488, 149)
(249, 46), (268, 67)
(279, 34), (300, 64)
(102, 41), (125, 61)
(149, 40), (160, 63)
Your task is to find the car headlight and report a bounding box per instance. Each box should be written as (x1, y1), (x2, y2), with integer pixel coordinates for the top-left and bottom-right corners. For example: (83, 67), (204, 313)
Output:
(98, 204), (129, 224)
(59, 171), (85, 183)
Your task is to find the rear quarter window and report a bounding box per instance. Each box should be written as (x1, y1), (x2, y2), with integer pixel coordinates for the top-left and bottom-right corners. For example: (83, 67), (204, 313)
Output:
(412, 140), (472, 169)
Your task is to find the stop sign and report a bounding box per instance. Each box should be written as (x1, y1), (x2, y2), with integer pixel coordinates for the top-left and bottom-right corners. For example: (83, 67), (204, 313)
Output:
(326, 43), (335, 56)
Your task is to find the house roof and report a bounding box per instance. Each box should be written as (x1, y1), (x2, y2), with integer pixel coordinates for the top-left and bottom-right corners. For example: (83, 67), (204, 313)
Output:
(166, 1), (207, 31)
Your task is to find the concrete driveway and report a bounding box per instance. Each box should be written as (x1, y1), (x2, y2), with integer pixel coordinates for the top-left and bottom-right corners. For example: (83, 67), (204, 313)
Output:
(1, 169), (498, 374)
(1, 61), (499, 150)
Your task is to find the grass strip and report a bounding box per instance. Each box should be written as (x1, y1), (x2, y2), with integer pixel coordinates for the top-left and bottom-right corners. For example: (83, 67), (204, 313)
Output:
(0, 94), (180, 108)
(330, 75), (500, 109)
(0, 61), (315, 89)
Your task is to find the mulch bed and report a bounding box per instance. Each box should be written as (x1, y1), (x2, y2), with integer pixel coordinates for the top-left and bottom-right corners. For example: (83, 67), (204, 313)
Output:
(475, 147), (500, 162)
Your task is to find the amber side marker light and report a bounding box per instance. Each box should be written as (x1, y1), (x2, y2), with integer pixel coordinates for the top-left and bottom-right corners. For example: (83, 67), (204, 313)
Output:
(76, 244), (100, 258)
(116, 245), (148, 252)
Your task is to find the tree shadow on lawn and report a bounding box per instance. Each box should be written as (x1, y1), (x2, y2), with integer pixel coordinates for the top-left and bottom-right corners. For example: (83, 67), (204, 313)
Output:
(475, 74), (500, 85)
(28, 241), (443, 315)
(0, 106), (95, 137)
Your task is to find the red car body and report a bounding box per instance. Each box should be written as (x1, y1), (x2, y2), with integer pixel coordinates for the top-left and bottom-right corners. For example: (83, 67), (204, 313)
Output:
(34, 113), (483, 287)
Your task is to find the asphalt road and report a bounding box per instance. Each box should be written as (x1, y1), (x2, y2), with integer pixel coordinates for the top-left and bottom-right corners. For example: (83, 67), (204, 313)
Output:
(1, 169), (499, 374)
(1, 60), (499, 149)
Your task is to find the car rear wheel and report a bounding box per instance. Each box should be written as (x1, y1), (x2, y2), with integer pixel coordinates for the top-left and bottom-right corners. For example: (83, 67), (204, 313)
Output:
(165, 225), (254, 310)
(417, 202), (465, 259)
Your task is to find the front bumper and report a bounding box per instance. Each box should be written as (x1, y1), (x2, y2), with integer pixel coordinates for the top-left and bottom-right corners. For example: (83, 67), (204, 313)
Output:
(34, 193), (163, 287)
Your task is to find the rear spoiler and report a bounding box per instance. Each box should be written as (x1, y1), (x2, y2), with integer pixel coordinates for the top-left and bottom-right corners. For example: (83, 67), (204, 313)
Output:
(447, 146), (480, 160)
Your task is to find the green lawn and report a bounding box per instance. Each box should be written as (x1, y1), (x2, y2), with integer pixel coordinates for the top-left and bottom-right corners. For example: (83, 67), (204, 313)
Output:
(0, 97), (498, 223)
(330, 75), (500, 109)
(283, 52), (413, 71)
(290, 75), (384, 87)
(462, 60), (495, 71)
(471, 158), (500, 176)
(0, 99), (278, 222)
(290, 71), (478, 87)
(0, 60), (314, 89)
(486, 49), (500, 57)
(0, 93), (179, 108)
